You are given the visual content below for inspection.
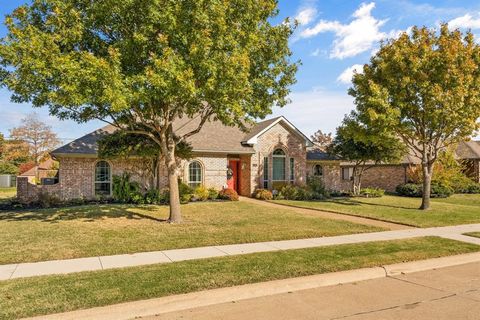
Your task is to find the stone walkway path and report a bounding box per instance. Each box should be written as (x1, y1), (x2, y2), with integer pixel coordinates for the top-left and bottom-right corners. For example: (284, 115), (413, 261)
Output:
(1, 223), (479, 281)
(240, 197), (412, 230)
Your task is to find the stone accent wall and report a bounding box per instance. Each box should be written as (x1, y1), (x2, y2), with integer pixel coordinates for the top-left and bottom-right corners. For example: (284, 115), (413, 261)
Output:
(251, 122), (307, 192)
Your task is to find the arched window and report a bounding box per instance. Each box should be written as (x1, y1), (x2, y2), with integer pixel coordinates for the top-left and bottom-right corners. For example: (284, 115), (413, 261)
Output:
(314, 164), (323, 176)
(95, 161), (111, 196)
(272, 149), (286, 181)
(188, 161), (202, 188)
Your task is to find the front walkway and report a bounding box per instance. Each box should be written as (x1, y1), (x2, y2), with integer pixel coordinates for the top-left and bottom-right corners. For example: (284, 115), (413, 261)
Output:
(1, 223), (480, 281)
(240, 197), (411, 230)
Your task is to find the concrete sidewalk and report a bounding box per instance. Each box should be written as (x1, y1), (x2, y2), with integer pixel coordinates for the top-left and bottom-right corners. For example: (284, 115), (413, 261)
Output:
(1, 223), (480, 281)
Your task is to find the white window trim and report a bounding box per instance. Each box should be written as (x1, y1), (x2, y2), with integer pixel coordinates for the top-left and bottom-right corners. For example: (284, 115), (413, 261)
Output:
(272, 149), (287, 182)
(94, 160), (112, 196)
(342, 167), (353, 181)
(188, 160), (203, 188)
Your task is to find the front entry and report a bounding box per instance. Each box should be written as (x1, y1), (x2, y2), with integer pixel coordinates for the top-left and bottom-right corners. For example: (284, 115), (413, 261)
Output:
(227, 160), (240, 192)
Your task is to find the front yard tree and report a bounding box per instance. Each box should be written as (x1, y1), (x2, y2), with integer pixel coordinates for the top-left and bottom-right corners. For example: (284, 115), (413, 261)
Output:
(0, 0), (298, 222)
(350, 25), (480, 210)
(328, 114), (405, 195)
(310, 130), (333, 151)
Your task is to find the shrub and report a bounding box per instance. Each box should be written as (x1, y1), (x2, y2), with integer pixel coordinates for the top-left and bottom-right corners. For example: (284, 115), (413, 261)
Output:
(396, 182), (453, 198)
(178, 181), (193, 197)
(272, 181), (288, 192)
(306, 175), (328, 199)
(462, 183), (480, 194)
(218, 188), (239, 201)
(112, 173), (142, 203)
(295, 187), (314, 200)
(180, 193), (192, 204)
(359, 187), (385, 198)
(430, 182), (454, 198)
(279, 184), (298, 200)
(396, 183), (421, 197)
(36, 192), (62, 208)
(0, 161), (18, 175)
(207, 188), (219, 200)
(254, 189), (273, 200)
(145, 188), (170, 205)
(194, 186), (209, 201)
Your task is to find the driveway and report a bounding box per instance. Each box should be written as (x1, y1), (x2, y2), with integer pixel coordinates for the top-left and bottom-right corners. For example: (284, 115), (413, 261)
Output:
(148, 261), (480, 320)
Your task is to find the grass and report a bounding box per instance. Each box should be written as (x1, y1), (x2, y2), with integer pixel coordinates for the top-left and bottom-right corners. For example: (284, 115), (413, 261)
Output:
(0, 187), (16, 203)
(273, 194), (480, 228)
(0, 236), (477, 320)
(464, 232), (480, 239)
(0, 201), (381, 264)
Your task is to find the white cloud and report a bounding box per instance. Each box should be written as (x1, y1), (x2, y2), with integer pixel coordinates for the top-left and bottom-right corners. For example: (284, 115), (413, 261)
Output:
(449, 13), (480, 30)
(310, 48), (326, 57)
(270, 89), (354, 136)
(337, 64), (364, 84)
(295, 7), (317, 26)
(299, 2), (388, 59)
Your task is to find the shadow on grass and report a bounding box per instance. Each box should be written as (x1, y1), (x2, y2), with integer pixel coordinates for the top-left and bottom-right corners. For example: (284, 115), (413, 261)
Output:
(324, 197), (415, 210)
(0, 204), (168, 223)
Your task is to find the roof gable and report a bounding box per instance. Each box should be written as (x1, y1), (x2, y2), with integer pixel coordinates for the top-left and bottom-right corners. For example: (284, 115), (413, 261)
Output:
(242, 116), (313, 147)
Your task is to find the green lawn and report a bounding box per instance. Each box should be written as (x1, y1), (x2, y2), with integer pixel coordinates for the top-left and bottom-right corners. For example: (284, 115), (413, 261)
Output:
(272, 194), (480, 228)
(0, 236), (477, 320)
(0, 201), (381, 264)
(465, 232), (480, 238)
(0, 187), (16, 203)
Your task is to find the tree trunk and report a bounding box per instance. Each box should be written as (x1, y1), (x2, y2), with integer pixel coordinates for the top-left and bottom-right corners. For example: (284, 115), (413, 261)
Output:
(167, 168), (182, 223)
(420, 163), (433, 210)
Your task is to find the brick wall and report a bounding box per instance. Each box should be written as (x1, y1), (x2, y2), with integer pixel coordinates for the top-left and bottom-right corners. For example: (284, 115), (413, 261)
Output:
(16, 177), (62, 203)
(307, 162), (408, 192)
(252, 122), (307, 192)
(179, 154), (229, 190)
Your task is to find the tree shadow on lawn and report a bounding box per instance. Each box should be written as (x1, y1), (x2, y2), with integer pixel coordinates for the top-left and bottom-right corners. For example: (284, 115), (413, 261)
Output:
(325, 197), (416, 210)
(0, 204), (168, 223)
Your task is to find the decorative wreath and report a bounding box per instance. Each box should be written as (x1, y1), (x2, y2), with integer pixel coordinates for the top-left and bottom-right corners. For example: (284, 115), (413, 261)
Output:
(227, 168), (234, 179)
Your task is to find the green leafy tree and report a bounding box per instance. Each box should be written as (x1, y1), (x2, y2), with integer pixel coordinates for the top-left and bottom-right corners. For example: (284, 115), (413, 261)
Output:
(98, 131), (192, 190)
(328, 114), (405, 195)
(0, 0), (298, 222)
(350, 25), (480, 210)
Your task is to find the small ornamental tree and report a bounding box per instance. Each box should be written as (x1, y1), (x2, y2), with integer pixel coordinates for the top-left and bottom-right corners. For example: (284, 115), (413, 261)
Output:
(328, 114), (405, 195)
(310, 130), (333, 151)
(350, 25), (480, 210)
(0, 0), (298, 222)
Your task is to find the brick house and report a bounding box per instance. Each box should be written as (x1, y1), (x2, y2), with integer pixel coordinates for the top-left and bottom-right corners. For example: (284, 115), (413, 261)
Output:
(16, 116), (480, 202)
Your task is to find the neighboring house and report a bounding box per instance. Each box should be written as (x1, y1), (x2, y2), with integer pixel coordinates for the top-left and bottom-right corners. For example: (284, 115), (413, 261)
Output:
(16, 115), (480, 203)
(18, 158), (58, 183)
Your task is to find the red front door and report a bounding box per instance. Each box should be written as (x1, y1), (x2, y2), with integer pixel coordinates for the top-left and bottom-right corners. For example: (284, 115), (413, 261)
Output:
(227, 160), (240, 192)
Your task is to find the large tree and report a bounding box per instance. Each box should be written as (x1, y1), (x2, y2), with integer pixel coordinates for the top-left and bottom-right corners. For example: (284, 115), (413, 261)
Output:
(0, 0), (297, 222)
(9, 113), (60, 167)
(328, 114), (405, 195)
(350, 25), (480, 210)
(310, 129), (333, 151)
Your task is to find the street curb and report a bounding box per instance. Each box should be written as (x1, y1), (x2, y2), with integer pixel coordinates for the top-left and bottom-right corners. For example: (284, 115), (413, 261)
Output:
(23, 252), (480, 320)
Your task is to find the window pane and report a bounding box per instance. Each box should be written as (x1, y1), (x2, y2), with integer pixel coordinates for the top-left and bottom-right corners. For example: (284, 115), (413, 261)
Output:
(263, 157), (269, 188)
(314, 165), (323, 176)
(272, 157), (285, 181)
(188, 161), (202, 187)
(95, 161), (111, 196)
(95, 182), (111, 195)
(290, 158), (294, 181)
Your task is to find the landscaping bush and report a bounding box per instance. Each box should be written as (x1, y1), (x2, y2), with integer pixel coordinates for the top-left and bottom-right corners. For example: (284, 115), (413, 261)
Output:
(207, 188), (219, 200)
(462, 183), (480, 194)
(396, 183), (421, 197)
(218, 188), (239, 201)
(193, 186), (209, 201)
(144, 188), (170, 205)
(279, 184), (299, 200)
(295, 187), (314, 200)
(253, 189), (273, 200)
(306, 175), (329, 199)
(178, 181), (194, 203)
(359, 187), (385, 198)
(112, 173), (142, 203)
(396, 182), (453, 198)
(430, 182), (454, 198)
(36, 192), (62, 208)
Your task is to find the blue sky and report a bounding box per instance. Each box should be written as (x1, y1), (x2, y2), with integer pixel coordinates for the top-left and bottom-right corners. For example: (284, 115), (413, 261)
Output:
(1, 0), (480, 143)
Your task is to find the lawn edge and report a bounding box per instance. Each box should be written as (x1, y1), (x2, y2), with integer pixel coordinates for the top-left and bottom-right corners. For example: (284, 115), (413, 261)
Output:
(268, 200), (419, 228)
(23, 251), (480, 320)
